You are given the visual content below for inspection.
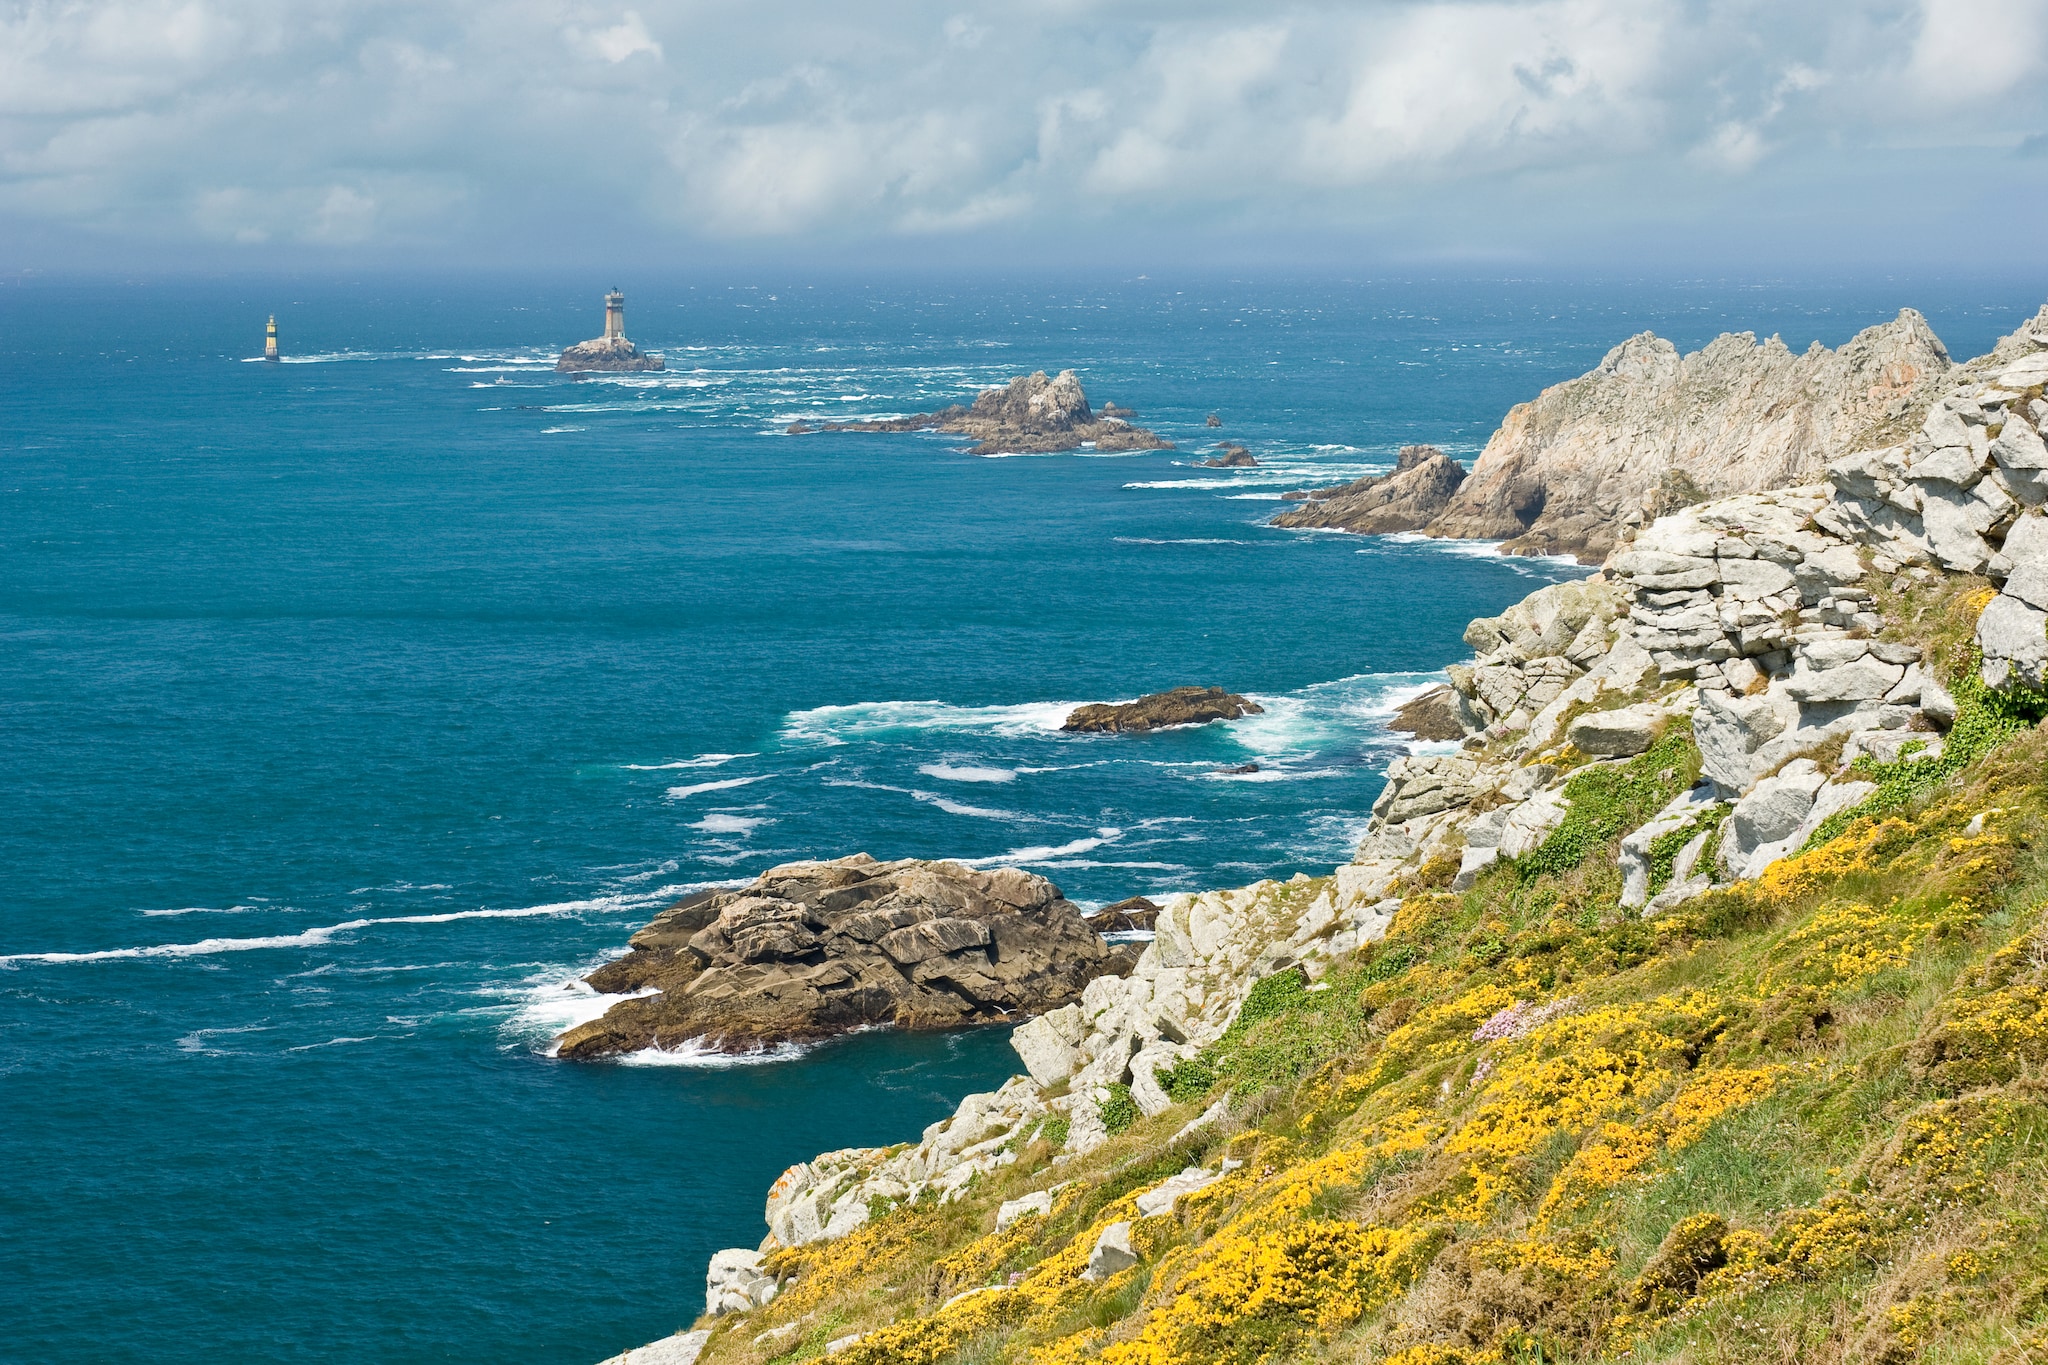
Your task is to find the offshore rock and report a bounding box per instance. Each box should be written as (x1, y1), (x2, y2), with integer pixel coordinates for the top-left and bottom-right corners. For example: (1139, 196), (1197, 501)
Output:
(1062, 686), (1264, 733)
(1198, 443), (1257, 467)
(1085, 896), (1161, 932)
(556, 335), (665, 372)
(1421, 310), (1951, 561)
(1270, 444), (1467, 534)
(552, 856), (1124, 1058)
(799, 370), (1170, 455)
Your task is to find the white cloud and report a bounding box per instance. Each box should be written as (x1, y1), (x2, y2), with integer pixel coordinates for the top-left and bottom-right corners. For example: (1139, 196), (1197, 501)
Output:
(0, 0), (2045, 261)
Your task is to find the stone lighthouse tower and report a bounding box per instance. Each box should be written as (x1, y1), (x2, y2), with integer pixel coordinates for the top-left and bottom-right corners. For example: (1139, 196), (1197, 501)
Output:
(265, 314), (279, 361)
(557, 288), (663, 372)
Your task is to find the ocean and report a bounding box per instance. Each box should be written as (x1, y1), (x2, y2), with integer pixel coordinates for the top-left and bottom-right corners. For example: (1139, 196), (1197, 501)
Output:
(1, 272), (2036, 1362)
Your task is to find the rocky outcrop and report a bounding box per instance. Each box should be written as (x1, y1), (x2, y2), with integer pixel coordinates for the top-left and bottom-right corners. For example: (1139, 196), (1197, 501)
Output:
(1428, 310), (1950, 560)
(1270, 444), (1467, 534)
(793, 370), (1170, 455)
(552, 856), (1124, 1058)
(1084, 896), (1160, 931)
(1061, 686), (1264, 733)
(1198, 443), (1257, 467)
(557, 336), (665, 373)
(1388, 684), (1470, 741)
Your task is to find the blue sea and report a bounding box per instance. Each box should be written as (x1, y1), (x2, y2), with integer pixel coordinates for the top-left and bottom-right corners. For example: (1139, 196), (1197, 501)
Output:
(2, 273), (2037, 1362)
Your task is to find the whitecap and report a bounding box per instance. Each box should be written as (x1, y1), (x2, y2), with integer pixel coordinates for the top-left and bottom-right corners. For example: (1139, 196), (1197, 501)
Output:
(692, 813), (767, 835)
(1201, 766), (1346, 782)
(962, 835), (1112, 866)
(616, 1038), (812, 1067)
(287, 1035), (387, 1052)
(782, 698), (1075, 743)
(1112, 538), (1252, 546)
(917, 763), (1018, 784)
(624, 753), (755, 771)
(142, 905), (264, 917)
(666, 775), (772, 799)
(0, 890), (680, 967)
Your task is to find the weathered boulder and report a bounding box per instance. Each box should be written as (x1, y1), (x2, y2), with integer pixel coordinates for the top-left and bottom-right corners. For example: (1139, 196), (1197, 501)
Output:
(706, 1249), (778, 1316)
(1566, 704), (1664, 756)
(997, 1189), (1055, 1231)
(1063, 687), (1264, 733)
(799, 370), (1171, 455)
(1082, 1223), (1138, 1281)
(1011, 1003), (1087, 1087)
(1269, 445), (1468, 534)
(1372, 754), (1484, 822)
(554, 856), (1124, 1057)
(1979, 593), (2048, 690)
(1085, 896), (1161, 931)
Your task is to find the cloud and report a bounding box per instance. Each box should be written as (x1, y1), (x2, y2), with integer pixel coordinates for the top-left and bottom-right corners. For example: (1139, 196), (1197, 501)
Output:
(1, 0), (2045, 265)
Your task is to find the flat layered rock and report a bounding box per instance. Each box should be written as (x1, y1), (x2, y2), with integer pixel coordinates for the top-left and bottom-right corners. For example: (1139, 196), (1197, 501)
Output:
(553, 855), (1126, 1058)
(1061, 686), (1264, 733)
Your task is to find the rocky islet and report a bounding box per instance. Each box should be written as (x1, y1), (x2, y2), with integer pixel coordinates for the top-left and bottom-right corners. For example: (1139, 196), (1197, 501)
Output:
(788, 369), (1170, 456)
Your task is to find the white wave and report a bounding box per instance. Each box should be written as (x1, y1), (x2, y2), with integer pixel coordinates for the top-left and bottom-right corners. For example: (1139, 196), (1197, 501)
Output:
(782, 698), (1075, 743)
(0, 892), (674, 967)
(1113, 538), (1252, 546)
(1201, 766), (1345, 782)
(692, 813), (767, 835)
(142, 904), (264, 917)
(918, 794), (1023, 820)
(616, 1038), (812, 1067)
(1032, 860), (1186, 870)
(917, 763), (1018, 783)
(540, 426), (586, 434)
(667, 775), (772, 799)
(503, 977), (660, 1047)
(1224, 493), (1286, 500)
(176, 1024), (272, 1054)
(1226, 671), (1441, 757)
(1376, 532), (1590, 573)
(962, 834), (1113, 866)
(624, 753), (755, 771)
(287, 1035), (387, 1052)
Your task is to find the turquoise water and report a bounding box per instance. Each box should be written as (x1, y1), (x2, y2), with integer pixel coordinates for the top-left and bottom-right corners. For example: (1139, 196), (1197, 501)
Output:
(2, 275), (2036, 1362)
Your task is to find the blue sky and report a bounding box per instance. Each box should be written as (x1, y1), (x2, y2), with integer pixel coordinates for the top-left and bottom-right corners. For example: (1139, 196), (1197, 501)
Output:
(4, 0), (2047, 271)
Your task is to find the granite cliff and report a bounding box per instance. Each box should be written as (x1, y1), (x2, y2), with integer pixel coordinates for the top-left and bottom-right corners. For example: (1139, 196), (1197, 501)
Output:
(1279, 309), (1952, 562)
(790, 370), (1170, 455)
(600, 301), (2048, 1365)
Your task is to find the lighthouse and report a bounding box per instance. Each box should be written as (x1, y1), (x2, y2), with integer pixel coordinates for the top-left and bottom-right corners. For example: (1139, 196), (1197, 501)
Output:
(556, 288), (664, 372)
(264, 314), (279, 361)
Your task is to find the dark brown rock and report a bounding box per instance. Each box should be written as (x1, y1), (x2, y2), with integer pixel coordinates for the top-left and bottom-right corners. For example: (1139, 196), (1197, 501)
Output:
(1388, 685), (1472, 742)
(554, 855), (1125, 1058)
(1085, 896), (1160, 932)
(796, 370), (1171, 455)
(1270, 445), (1467, 534)
(1061, 686), (1264, 734)
(1198, 443), (1257, 467)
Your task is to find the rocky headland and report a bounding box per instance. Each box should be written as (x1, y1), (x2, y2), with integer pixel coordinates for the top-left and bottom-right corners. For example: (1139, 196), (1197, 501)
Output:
(552, 856), (1126, 1059)
(788, 370), (1170, 456)
(1060, 686), (1263, 733)
(1275, 310), (1952, 561)
(603, 300), (2048, 1365)
(1271, 443), (1468, 534)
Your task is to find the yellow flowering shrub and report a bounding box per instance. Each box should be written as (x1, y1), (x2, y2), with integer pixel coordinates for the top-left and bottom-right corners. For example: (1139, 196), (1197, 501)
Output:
(1097, 1221), (1442, 1365)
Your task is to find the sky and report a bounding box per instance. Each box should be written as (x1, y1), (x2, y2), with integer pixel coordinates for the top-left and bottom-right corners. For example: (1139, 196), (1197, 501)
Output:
(4, 0), (2048, 274)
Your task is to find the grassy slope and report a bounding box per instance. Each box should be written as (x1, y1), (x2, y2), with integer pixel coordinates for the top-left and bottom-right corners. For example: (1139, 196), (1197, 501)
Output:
(701, 580), (2048, 1365)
